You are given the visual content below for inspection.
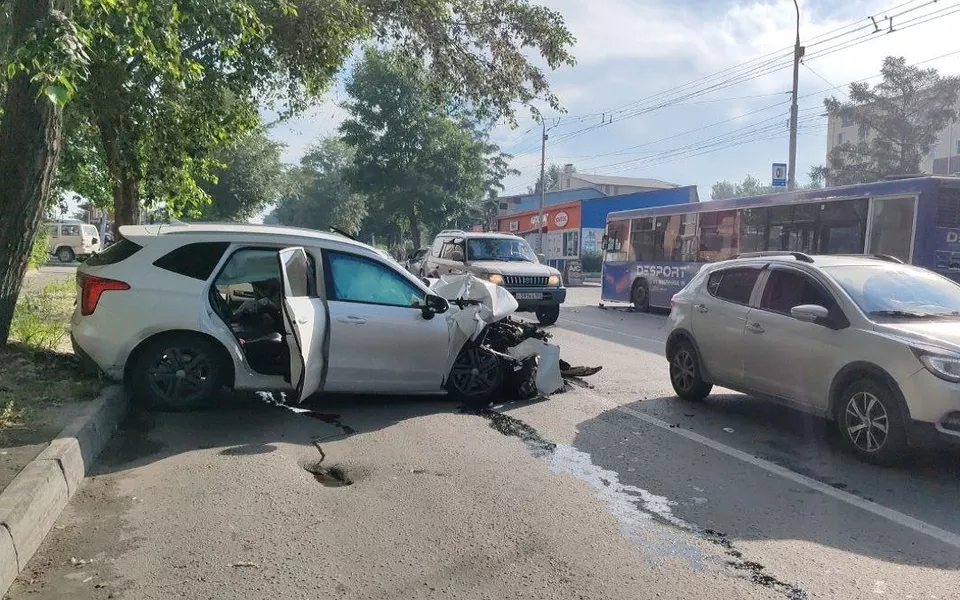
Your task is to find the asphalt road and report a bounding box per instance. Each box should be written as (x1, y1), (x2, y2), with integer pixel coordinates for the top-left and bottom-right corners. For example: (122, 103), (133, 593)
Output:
(9, 285), (960, 599)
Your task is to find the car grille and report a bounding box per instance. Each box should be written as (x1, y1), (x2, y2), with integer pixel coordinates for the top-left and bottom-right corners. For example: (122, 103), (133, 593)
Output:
(504, 275), (548, 286)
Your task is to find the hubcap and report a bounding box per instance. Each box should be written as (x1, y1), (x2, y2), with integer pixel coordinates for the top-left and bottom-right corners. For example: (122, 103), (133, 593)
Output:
(844, 391), (889, 453)
(146, 347), (212, 405)
(451, 348), (500, 397)
(670, 349), (696, 392)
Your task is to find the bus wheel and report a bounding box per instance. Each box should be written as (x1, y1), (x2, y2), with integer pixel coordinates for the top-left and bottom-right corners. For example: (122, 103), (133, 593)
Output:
(631, 279), (650, 312)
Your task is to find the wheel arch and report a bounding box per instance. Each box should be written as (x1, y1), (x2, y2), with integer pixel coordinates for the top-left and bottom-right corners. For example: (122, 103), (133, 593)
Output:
(827, 361), (911, 423)
(665, 329), (713, 382)
(123, 329), (236, 389)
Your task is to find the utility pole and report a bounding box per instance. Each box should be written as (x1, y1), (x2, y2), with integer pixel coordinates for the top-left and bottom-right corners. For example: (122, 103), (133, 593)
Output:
(537, 122), (547, 254)
(787, 0), (804, 191)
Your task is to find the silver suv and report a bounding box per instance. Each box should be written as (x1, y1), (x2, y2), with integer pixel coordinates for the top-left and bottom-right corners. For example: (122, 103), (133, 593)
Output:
(665, 251), (960, 464)
(424, 230), (566, 325)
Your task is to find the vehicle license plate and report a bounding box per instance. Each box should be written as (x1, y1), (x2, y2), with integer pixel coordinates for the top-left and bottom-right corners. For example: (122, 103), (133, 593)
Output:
(515, 293), (543, 300)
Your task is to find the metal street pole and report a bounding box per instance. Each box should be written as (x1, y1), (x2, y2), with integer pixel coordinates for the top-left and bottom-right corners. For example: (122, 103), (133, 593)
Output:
(787, 0), (803, 191)
(538, 122), (547, 254)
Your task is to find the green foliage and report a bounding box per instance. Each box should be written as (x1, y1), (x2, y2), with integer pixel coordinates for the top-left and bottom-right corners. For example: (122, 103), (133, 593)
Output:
(340, 48), (516, 247)
(28, 224), (50, 270)
(580, 251), (602, 273)
(710, 175), (774, 200)
(9, 280), (73, 351)
(825, 56), (960, 184)
(196, 128), (285, 221)
(273, 137), (368, 234)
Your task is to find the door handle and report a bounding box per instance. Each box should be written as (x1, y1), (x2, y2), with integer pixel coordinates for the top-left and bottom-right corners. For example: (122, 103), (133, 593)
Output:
(336, 315), (367, 325)
(746, 321), (764, 333)
(695, 303), (708, 313)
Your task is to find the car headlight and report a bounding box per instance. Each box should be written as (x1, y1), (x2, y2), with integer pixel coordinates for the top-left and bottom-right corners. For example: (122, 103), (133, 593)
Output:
(548, 274), (561, 287)
(913, 349), (960, 382)
(487, 273), (504, 285)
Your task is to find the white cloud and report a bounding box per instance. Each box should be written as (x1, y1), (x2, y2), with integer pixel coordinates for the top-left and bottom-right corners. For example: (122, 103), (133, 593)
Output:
(267, 0), (960, 199)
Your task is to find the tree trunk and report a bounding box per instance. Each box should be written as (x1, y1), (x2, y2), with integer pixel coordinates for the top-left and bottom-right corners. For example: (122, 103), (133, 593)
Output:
(407, 210), (422, 249)
(91, 65), (140, 236)
(0, 0), (67, 345)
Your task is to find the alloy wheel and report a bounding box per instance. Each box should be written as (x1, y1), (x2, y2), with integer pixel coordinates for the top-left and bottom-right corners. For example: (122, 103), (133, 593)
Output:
(450, 347), (501, 397)
(843, 391), (889, 453)
(670, 349), (696, 393)
(146, 346), (213, 407)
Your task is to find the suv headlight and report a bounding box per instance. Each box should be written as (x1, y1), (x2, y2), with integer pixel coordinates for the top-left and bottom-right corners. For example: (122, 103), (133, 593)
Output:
(913, 348), (960, 382)
(548, 274), (561, 287)
(486, 274), (504, 285)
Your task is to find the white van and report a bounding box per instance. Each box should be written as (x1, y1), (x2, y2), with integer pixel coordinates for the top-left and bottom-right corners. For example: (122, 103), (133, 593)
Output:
(47, 221), (101, 263)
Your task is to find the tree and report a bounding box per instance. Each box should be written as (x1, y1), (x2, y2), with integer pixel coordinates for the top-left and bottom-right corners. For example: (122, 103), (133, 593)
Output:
(196, 129), (285, 222)
(273, 137), (368, 235)
(710, 175), (774, 200)
(340, 48), (512, 248)
(824, 56), (960, 184)
(0, 0), (83, 344)
(527, 162), (573, 194)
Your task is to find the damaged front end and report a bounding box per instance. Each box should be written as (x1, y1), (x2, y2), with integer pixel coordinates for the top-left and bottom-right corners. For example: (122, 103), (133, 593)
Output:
(432, 275), (601, 408)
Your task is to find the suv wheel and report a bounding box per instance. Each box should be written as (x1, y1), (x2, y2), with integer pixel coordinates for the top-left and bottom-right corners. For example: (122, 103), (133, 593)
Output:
(837, 378), (907, 464)
(668, 340), (712, 401)
(131, 333), (228, 411)
(631, 279), (650, 312)
(57, 247), (75, 263)
(447, 344), (503, 409)
(535, 305), (560, 326)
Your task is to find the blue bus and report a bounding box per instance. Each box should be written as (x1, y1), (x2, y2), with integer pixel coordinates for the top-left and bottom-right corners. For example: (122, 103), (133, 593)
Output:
(600, 176), (960, 310)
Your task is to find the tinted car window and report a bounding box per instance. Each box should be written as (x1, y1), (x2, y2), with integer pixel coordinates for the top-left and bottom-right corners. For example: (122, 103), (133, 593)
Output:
(760, 270), (832, 314)
(84, 238), (143, 266)
(708, 267), (760, 305)
(153, 242), (230, 280)
(439, 238), (465, 261)
(325, 251), (424, 308)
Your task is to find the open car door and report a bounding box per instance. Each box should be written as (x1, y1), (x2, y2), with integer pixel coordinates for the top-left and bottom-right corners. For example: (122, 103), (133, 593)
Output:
(277, 247), (326, 403)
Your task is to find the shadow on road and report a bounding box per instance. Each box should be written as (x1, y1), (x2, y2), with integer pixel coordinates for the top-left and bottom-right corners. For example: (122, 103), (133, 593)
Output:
(570, 392), (960, 569)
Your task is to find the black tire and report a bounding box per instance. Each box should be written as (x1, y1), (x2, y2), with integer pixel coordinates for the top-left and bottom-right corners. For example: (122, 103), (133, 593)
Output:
(631, 279), (650, 312)
(535, 305), (560, 326)
(836, 378), (907, 465)
(446, 344), (504, 409)
(57, 247), (75, 263)
(668, 340), (713, 401)
(130, 333), (230, 412)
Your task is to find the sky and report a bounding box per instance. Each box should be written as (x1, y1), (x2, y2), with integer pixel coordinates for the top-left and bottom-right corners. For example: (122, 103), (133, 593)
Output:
(260, 0), (960, 218)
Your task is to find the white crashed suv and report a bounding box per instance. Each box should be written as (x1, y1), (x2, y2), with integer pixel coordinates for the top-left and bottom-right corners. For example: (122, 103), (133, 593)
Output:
(665, 252), (960, 463)
(71, 223), (517, 410)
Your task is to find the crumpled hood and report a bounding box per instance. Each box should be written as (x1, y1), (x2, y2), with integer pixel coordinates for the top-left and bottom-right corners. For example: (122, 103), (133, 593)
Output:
(873, 321), (960, 354)
(470, 260), (560, 277)
(431, 274), (519, 378)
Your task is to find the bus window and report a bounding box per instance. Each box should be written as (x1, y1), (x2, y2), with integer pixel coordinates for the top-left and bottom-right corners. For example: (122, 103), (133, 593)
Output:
(818, 198), (868, 254)
(868, 196), (916, 262)
(698, 210), (737, 261)
(739, 207), (769, 253)
(605, 219), (629, 260)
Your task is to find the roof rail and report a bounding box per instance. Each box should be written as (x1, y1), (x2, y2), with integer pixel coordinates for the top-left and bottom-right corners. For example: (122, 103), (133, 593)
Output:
(438, 229), (465, 235)
(732, 251), (814, 263)
(832, 253), (904, 264)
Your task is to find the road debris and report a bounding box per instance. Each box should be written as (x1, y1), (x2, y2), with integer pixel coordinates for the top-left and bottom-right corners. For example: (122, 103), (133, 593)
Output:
(227, 562), (260, 569)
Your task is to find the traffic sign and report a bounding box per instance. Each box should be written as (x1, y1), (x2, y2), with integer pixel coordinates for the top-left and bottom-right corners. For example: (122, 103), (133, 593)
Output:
(772, 163), (787, 187)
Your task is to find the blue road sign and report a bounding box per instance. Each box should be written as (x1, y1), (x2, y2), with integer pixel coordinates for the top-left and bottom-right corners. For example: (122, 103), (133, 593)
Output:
(772, 163), (787, 187)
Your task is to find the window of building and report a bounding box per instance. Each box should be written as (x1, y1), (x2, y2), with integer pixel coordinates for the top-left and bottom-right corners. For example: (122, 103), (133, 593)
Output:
(562, 230), (580, 257)
(841, 115), (853, 127)
(837, 132), (845, 145)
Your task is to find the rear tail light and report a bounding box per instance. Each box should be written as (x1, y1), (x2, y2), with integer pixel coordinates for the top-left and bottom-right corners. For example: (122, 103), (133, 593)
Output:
(670, 294), (678, 308)
(78, 273), (129, 316)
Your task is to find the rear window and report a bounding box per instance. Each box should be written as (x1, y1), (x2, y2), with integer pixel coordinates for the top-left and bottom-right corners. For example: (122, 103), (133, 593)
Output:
(153, 242), (230, 280)
(82, 225), (98, 237)
(84, 238), (143, 266)
(707, 267), (761, 305)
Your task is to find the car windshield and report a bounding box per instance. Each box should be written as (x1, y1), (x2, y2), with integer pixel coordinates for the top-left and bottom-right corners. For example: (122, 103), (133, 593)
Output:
(466, 238), (536, 262)
(824, 264), (960, 319)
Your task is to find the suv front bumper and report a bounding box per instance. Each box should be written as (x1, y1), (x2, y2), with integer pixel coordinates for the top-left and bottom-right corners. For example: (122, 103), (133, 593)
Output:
(505, 286), (566, 310)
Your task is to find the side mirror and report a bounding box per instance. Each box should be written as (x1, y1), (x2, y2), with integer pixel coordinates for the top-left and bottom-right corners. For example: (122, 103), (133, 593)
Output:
(421, 294), (449, 320)
(790, 304), (829, 323)
(536, 253), (546, 263)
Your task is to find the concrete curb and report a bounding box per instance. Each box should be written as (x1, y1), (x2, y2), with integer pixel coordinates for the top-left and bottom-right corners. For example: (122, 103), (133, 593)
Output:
(0, 385), (127, 595)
